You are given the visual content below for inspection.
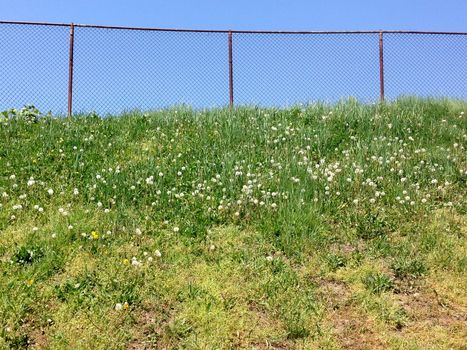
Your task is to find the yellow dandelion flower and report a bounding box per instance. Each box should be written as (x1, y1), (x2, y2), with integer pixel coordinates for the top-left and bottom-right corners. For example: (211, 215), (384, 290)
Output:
(123, 258), (129, 265)
(90, 231), (99, 240)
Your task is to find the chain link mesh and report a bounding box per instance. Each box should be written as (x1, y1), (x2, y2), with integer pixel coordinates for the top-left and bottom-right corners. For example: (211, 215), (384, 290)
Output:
(0, 23), (69, 114)
(384, 33), (467, 100)
(1, 22), (466, 115)
(232, 33), (380, 105)
(73, 27), (229, 114)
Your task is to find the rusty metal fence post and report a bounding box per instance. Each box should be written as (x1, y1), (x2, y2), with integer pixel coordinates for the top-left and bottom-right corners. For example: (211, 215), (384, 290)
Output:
(228, 31), (234, 107)
(379, 31), (385, 102)
(67, 23), (75, 117)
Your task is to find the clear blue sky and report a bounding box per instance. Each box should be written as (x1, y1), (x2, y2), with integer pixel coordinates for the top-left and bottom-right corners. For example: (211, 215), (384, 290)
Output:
(1, 0), (466, 114)
(1, 0), (466, 31)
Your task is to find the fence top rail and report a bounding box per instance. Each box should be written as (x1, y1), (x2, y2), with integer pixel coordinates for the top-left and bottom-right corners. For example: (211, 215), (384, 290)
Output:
(1, 20), (466, 35)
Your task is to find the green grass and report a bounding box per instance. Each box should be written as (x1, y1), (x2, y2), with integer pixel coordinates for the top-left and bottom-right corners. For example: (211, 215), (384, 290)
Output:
(0, 98), (466, 349)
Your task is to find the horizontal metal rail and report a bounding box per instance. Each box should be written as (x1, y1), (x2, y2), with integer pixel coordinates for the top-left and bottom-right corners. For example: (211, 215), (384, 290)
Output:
(1, 20), (466, 35)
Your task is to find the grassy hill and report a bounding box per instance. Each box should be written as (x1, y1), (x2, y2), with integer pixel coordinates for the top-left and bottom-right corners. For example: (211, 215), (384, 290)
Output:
(0, 98), (466, 349)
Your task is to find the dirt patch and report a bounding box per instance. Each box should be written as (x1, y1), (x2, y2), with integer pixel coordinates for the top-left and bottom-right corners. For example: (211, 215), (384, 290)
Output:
(317, 278), (352, 310)
(126, 304), (174, 350)
(28, 327), (49, 350)
(247, 301), (277, 328)
(329, 242), (364, 256)
(10, 315), (51, 350)
(381, 285), (467, 348)
(244, 301), (294, 348)
(328, 305), (388, 350)
(319, 278), (389, 349)
(249, 340), (293, 349)
(397, 288), (467, 328)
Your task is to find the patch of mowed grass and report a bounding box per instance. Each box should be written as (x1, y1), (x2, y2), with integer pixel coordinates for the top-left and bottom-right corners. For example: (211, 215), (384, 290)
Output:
(0, 98), (466, 349)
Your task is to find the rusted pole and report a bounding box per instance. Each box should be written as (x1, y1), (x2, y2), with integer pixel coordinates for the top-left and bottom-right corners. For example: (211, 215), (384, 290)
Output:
(228, 31), (234, 107)
(379, 31), (385, 102)
(67, 23), (75, 117)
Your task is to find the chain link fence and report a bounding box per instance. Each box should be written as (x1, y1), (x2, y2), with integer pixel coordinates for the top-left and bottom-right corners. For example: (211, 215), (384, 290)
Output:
(1, 21), (466, 115)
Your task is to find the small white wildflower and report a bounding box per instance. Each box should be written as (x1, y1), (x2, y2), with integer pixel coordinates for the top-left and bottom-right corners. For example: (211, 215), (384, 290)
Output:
(173, 226), (180, 233)
(155, 250), (162, 257)
(135, 228), (142, 235)
(47, 188), (54, 195)
(115, 303), (123, 311)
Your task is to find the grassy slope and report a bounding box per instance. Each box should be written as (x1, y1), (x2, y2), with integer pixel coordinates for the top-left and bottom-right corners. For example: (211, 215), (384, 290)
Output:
(0, 98), (466, 349)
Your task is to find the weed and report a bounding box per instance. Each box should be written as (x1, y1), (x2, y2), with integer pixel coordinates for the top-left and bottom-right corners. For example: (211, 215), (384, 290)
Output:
(12, 245), (44, 265)
(391, 257), (428, 279)
(363, 272), (395, 294)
